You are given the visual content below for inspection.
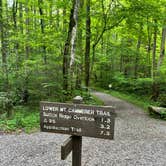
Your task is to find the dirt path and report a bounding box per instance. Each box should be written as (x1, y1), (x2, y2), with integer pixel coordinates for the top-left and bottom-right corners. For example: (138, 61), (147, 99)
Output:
(93, 91), (166, 141)
(0, 92), (166, 166)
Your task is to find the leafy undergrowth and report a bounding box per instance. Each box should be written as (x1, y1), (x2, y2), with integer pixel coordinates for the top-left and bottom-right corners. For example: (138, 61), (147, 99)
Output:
(0, 93), (103, 133)
(0, 106), (39, 133)
(149, 111), (166, 120)
(161, 111), (166, 119)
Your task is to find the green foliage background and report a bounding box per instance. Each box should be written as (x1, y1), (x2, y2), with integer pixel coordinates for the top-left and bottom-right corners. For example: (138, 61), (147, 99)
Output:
(0, 0), (166, 130)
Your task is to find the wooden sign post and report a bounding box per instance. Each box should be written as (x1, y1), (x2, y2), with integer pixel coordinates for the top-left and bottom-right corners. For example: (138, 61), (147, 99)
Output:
(40, 96), (115, 166)
(61, 136), (72, 160)
(72, 135), (82, 166)
(72, 96), (83, 166)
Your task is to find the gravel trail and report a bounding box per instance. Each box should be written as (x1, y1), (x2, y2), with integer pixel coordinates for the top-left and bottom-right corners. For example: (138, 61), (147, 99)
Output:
(0, 91), (166, 166)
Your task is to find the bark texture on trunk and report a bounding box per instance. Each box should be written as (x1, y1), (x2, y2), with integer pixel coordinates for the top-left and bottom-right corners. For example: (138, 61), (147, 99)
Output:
(134, 23), (143, 78)
(38, 0), (47, 64)
(157, 21), (166, 72)
(70, 0), (79, 68)
(152, 19), (157, 79)
(63, 0), (77, 91)
(85, 0), (91, 87)
(0, 0), (8, 89)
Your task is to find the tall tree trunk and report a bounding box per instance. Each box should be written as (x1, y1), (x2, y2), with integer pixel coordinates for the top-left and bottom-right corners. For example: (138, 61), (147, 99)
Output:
(120, 54), (123, 72)
(134, 23), (143, 78)
(25, 2), (29, 59)
(12, 0), (19, 69)
(69, 0), (79, 91)
(152, 19), (166, 101)
(16, 1), (23, 67)
(38, 0), (47, 64)
(157, 20), (166, 72)
(75, 0), (84, 89)
(70, 0), (79, 68)
(85, 0), (91, 87)
(19, 2), (23, 34)
(146, 18), (152, 77)
(0, 0), (13, 117)
(0, 0), (8, 90)
(22, 1), (30, 104)
(152, 19), (157, 79)
(151, 20), (159, 101)
(62, 0), (76, 91)
(49, 0), (53, 26)
(12, 0), (17, 28)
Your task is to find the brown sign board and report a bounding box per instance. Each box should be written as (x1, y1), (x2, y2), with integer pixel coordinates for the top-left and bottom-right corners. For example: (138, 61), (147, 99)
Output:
(40, 101), (115, 140)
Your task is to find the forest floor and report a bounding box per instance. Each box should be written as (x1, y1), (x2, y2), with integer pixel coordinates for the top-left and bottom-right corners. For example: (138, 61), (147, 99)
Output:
(0, 91), (166, 166)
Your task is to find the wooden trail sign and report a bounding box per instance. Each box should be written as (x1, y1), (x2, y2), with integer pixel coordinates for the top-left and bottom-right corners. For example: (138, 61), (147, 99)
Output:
(40, 97), (115, 166)
(40, 101), (115, 139)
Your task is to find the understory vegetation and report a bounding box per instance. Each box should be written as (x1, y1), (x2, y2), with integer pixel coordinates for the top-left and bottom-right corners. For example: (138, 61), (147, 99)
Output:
(0, 90), (103, 132)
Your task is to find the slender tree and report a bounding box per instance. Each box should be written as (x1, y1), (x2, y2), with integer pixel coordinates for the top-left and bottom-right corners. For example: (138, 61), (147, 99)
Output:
(63, 0), (77, 91)
(38, 0), (47, 64)
(134, 23), (143, 78)
(0, 0), (8, 90)
(157, 19), (166, 72)
(85, 0), (91, 87)
(152, 19), (157, 79)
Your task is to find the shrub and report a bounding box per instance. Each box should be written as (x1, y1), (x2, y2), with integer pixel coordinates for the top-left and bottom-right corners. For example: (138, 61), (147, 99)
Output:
(160, 110), (166, 119)
(0, 92), (14, 118)
(158, 94), (166, 107)
(133, 78), (153, 96)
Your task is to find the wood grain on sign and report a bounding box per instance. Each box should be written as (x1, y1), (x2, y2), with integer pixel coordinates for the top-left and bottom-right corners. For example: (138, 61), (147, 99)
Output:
(40, 101), (115, 139)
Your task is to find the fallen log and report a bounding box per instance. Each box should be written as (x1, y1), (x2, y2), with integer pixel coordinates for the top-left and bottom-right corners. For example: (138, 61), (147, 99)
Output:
(148, 106), (166, 116)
